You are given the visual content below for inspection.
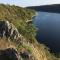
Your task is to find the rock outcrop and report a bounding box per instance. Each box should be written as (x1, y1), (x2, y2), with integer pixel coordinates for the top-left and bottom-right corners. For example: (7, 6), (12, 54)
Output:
(0, 20), (20, 40)
(20, 51), (35, 60)
(0, 47), (36, 60)
(0, 20), (36, 60)
(0, 48), (21, 60)
(0, 20), (49, 60)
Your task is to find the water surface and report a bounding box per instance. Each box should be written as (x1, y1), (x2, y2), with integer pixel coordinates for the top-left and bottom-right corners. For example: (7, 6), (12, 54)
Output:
(33, 12), (60, 53)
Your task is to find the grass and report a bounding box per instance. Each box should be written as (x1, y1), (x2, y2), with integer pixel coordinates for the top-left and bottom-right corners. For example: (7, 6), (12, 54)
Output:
(0, 4), (36, 43)
(0, 4), (59, 60)
(0, 38), (16, 50)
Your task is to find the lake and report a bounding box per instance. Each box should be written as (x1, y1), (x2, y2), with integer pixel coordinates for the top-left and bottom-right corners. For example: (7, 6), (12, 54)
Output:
(33, 12), (60, 53)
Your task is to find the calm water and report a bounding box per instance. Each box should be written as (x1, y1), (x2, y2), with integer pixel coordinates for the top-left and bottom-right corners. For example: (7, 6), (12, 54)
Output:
(33, 12), (60, 53)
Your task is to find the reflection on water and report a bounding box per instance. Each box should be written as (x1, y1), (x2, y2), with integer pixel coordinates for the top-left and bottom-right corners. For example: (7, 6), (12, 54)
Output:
(33, 12), (60, 53)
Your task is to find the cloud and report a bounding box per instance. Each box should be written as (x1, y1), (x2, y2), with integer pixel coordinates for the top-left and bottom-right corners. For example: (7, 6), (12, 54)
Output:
(0, 0), (60, 7)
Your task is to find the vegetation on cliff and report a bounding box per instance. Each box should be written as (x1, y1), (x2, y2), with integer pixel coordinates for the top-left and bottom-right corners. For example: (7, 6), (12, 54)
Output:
(0, 4), (36, 42)
(0, 4), (60, 60)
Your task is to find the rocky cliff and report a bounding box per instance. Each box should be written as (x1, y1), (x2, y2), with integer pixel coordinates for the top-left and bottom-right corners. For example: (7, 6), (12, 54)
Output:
(0, 4), (59, 60)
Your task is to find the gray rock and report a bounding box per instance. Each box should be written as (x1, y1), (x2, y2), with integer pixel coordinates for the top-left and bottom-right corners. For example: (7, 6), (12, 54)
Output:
(0, 20), (20, 40)
(0, 48), (22, 60)
(20, 51), (35, 60)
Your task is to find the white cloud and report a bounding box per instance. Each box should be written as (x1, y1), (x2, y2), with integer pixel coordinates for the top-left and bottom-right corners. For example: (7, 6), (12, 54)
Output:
(0, 0), (60, 7)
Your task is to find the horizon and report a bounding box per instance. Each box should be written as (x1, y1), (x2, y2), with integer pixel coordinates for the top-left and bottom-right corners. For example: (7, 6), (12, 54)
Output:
(0, 0), (60, 7)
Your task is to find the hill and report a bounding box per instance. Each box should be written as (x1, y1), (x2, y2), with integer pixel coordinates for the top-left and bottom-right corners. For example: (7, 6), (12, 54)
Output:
(27, 4), (60, 13)
(0, 4), (59, 60)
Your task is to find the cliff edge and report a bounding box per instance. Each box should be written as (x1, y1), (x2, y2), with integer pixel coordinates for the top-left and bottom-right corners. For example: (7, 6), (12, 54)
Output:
(0, 4), (59, 60)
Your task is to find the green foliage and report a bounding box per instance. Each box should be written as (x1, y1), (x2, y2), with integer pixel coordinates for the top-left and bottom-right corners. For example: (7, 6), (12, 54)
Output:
(27, 46), (32, 53)
(0, 4), (36, 43)
(16, 44), (32, 53)
(22, 45), (33, 53)
(18, 22), (36, 43)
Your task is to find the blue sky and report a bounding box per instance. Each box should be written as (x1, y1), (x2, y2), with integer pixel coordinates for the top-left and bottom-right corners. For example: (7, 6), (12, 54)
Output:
(0, 0), (60, 7)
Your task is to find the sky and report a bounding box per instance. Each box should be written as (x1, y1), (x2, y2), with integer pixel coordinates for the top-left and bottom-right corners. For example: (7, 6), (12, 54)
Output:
(0, 0), (60, 7)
